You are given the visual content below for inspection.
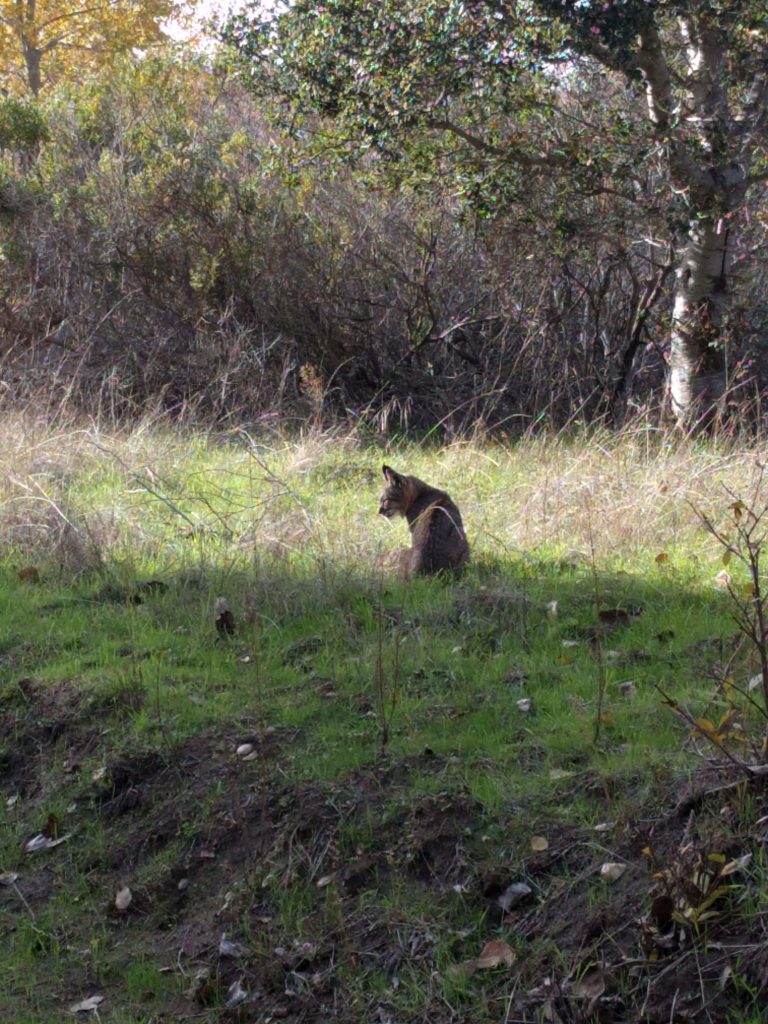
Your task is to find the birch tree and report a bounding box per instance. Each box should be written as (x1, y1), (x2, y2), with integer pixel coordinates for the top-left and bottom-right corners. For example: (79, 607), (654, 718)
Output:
(227, 0), (768, 428)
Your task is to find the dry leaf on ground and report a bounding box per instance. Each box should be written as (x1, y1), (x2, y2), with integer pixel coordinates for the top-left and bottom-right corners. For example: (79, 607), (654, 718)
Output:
(498, 882), (533, 912)
(449, 939), (516, 978)
(115, 885), (132, 911)
(23, 832), (72, 854)
(600, 862), (627, 882)
(69, 994), (104, 1014)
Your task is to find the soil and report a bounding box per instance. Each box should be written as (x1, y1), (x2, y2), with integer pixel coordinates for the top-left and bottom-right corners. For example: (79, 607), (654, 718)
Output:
(2, 680), (768, 1022)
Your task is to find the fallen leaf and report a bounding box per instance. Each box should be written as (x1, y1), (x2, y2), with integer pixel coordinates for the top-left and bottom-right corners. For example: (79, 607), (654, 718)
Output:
(655, 552), (669, 564)
(572, 967), (607, 1001)
(23, 831), (72, 854)
(69, 994), (104, 1014)
(219, 934), (248, 958)
(693, 717), (716, 735)
(530, 835), (549, 852)
(225, 979), (248, 1008)
(600, 862), (627, 882)
(115, 885), (132, 911)
(475, 939), (516, 969)
(18, 566), (40, 583)
(497, 881), (533, 912)
(549, 768), (573, 781)
(316, 874), (336, 888)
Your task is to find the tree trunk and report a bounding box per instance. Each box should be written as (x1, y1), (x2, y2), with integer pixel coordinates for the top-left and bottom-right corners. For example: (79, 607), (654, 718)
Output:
(24, 46), (42, 97)
(667, 209), (730, 428)
(636, 15), (750, 430)
(667, 157), (748, 428)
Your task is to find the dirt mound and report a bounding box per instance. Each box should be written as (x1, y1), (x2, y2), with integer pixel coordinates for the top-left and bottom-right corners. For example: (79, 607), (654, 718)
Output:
(3, 680), (768, 1022)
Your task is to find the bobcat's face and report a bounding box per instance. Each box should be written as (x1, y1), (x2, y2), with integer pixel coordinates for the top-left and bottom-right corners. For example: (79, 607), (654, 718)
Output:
(378, 465), (413, 518)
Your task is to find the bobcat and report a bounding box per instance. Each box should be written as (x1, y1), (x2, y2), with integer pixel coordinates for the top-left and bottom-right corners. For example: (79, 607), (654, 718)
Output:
(378, 464), (469, 578)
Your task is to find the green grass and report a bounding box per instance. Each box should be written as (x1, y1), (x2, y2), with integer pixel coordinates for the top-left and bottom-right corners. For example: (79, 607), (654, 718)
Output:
(2, 419), (768, 1021)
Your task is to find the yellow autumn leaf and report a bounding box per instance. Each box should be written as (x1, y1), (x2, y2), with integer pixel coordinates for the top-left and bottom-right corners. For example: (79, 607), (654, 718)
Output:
(694, 717), (716, 734)
(0, 0), (188, 97)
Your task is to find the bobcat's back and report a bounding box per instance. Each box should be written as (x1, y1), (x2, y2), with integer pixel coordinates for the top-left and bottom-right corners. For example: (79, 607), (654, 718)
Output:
(378, 465), (469, 578)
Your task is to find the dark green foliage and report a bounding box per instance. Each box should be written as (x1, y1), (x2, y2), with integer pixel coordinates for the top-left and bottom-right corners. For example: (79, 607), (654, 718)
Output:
(0, 98), (48, 151)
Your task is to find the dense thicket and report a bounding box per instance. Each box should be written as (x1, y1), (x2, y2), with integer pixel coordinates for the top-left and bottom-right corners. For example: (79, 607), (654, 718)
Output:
(0, 55), (766, 433)
(228, 0), (768, 430)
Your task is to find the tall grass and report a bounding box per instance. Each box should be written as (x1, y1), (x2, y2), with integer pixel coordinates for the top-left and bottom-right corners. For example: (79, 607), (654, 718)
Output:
(0, 411), (762, 576)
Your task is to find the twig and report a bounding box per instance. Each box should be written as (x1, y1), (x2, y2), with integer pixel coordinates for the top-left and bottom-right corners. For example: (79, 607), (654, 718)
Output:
(654, 683), (755, 779)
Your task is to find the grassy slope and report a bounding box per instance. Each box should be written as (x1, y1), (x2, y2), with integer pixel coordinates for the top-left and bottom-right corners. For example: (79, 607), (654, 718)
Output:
(1, 418), (767, 1023)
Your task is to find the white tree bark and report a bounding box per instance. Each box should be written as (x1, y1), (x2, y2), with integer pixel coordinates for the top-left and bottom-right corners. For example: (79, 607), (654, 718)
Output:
(637, 12), (750, 428)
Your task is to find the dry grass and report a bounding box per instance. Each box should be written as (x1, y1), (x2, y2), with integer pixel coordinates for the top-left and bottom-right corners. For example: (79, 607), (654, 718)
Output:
(0, 411), (763, 579)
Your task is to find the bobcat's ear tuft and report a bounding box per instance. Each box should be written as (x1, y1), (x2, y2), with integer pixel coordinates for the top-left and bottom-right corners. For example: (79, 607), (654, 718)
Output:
(382, 464), (398, 482)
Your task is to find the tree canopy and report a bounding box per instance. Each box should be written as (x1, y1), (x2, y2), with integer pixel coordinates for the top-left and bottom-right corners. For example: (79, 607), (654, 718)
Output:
(0, 0), (193, 96)
(228, 0), (768, 427)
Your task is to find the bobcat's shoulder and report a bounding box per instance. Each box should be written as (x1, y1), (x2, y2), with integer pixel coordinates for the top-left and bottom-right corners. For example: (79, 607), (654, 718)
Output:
(378, 464), (469, 578)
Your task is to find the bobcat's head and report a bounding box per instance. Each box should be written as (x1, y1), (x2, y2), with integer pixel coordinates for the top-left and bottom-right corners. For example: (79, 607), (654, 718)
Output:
(378, 465), (415, 518)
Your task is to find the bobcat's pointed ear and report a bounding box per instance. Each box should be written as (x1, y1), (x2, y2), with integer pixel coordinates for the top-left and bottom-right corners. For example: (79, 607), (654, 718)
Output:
(382, 464), (400, 483)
